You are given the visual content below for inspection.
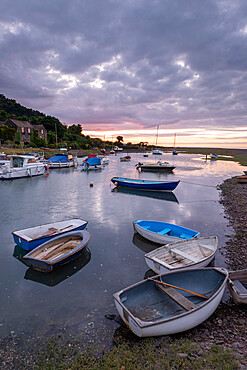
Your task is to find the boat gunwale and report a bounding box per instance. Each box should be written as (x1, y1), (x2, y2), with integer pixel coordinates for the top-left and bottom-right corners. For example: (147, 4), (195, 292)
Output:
(113, 267), (228, 329)
(23, 231), (91, 266)
(111, 177), (180, 185)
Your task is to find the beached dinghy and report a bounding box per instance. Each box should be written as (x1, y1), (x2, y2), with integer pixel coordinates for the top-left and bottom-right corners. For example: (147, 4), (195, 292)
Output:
(133, 220), (199, 244)
(23, 230), (91, 272)
(111, 177), (180, 192)
(113, 267), (228, 337)
(145, 236), (218, 274)
(227, 269), (247, 305)
(12, 219), (88, 251)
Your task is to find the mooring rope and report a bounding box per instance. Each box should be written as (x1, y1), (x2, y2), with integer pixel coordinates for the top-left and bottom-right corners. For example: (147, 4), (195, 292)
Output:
(180, 180), (217, 188)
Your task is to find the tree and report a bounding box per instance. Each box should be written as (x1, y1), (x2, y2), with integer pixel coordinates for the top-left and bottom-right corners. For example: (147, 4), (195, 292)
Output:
(16, 131), (21, 144)
(67, 124), (83, 136)
(117, 136), (124, 143)
(30, 129), (45, 147)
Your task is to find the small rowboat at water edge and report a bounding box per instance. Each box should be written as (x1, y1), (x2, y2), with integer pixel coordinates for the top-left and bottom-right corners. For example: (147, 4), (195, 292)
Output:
(227, 269), (247, 305)
(133, 220), (199, 244)
(23, 230), (91, 272)
(145, 236), (218, 274)
(113, 267), (228, 337)
(237, 175), (247, 184)
(111, 177), (180, 192)
(12, 219), (88, 251)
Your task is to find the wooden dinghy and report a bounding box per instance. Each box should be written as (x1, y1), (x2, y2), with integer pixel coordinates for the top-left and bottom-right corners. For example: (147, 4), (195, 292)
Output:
(237, 175), (247, 183)
(111, 177), (180, 192)
(227, 270), (247, 305)
(23, 230), (91, 272)
(113, 268), (228, 337)
(12, 219), (88, 251)
(133, 220), (199, 244)
(120, 156), (131, 162)
(145, 236), (218, 274)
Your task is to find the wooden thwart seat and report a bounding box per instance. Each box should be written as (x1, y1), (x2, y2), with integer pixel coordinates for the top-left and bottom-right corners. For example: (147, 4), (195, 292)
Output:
(156, 282), (197, 311)
(169, 247), (199, 262)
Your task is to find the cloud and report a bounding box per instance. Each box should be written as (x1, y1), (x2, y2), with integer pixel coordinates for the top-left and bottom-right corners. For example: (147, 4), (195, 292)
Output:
(0, 0), (247, 146)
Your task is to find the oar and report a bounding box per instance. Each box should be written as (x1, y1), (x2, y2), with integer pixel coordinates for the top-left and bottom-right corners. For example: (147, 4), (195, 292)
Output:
(47, 224), (74, 236)
(147, 277), (208, 299)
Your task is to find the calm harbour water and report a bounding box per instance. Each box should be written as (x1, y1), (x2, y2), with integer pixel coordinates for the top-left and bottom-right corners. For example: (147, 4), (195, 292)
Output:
(0, 152), (244, 346)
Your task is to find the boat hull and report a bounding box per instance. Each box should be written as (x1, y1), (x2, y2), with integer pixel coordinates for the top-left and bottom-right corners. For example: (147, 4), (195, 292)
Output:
(12, 219), (88, 251)
(113, 268), (228, 337)
(0, 164), (46, 180)
(237, 175), (247, 183)
(145, 236), (218, 274)
(138, 166), (175, 172)
(133, 220), (199, 244)
(48, 162), (74, 168)
(227, 270), (247, 305)
(111, 177), (180, 192)
(23, 231), (91, 272)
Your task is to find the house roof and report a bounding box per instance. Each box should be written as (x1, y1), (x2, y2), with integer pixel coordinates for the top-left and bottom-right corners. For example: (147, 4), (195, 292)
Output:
(33, 124), (46, 130)
(7, 119), (33, 128)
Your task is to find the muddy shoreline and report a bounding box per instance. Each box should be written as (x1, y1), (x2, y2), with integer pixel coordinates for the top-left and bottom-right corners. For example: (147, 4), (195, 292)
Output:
(0, 176), (246, 368)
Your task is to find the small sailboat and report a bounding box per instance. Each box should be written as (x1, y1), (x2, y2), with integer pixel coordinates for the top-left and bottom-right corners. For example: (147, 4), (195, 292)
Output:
(133, 220), (199, 244)
(152, 125), (163, 155)
(23, 230), (91, 272)
(145, 236), (218, 274)
(172, 134), (178, 155)
(113, 267), (228, 337)
(210, 153), (218, 159)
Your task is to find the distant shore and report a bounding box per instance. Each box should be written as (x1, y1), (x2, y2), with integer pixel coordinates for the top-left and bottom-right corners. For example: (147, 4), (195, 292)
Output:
(2, 146), (247, 166)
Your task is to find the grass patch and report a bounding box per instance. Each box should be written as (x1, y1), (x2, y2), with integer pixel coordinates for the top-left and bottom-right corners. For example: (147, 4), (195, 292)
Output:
(17, 335), (239, 369)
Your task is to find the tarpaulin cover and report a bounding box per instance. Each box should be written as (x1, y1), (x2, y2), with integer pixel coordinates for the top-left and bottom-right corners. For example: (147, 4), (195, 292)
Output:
(48, 154), (69, 163)
(85, 157), (101, 165)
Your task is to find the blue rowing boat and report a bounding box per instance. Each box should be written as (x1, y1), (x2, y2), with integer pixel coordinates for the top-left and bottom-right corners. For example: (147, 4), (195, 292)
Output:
(133, 220), (199, 244)
(111, 177), (180, 192)
(12, 219), (88, 251)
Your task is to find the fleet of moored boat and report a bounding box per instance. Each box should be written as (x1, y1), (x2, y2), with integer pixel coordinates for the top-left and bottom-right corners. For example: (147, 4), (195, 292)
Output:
(4, 148), (247, 338)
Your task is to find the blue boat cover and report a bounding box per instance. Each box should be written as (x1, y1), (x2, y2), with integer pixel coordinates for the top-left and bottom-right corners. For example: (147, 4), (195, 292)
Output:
(48, 154), (69, 162)
(85, 157), (101, 165)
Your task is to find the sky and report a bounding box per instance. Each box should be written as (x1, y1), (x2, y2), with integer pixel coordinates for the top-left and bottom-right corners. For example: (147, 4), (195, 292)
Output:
(0, 0), (247, 148)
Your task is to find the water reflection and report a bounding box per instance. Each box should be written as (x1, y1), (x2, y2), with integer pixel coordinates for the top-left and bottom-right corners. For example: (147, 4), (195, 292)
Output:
(13, 245), (91, 287)
(132, 233), (159, 253)
(24, 248), (91, 286)
(13, 245), (29, 265)
(111, 187), (179, 203)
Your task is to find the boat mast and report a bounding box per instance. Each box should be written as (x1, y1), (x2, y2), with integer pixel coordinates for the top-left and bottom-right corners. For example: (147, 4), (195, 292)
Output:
(173, 133), (176, 148)
(155, 125), (159, 147)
